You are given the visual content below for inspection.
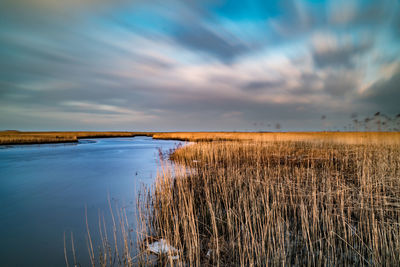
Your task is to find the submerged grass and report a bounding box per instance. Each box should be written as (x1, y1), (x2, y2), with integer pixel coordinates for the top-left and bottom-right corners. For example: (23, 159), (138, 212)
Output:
(137, 132), (400, 266)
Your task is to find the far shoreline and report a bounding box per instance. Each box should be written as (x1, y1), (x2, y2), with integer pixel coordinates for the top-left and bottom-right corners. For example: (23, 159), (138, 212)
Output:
(1, 131), (400, 146)
(0, 131), (154, 146)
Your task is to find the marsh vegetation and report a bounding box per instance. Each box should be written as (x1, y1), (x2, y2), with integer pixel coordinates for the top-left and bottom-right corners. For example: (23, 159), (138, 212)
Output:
(135, 132), (400, 266)
(0, 131), (152, 145)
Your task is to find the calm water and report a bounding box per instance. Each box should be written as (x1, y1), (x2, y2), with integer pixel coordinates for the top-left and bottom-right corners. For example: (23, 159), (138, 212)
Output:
(0, 137), (183, 267)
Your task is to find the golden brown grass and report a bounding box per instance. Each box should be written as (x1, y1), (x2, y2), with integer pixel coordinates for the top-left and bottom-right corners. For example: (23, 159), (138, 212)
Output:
(0, 131), (152, 145)
(137, 132), (400, 266)
(153, 131), (400, 144)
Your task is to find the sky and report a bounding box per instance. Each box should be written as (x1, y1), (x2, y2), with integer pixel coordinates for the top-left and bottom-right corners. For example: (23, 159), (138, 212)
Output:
(0, 0), (399, 131)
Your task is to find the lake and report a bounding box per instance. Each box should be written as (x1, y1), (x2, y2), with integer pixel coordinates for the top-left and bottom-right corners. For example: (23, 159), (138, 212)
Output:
(0, 137), (183, 266)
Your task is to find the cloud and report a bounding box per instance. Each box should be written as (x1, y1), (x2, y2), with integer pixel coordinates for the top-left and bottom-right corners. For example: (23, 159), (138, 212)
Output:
(172, 23), (250, 63)
(269, 0), (320, 38)
(328, 0), (359, 25)
(329, 0), (392, 26)
(0, 0), (133, 13)
(242, 80), (285, 92)
(322, 69), (360, 96)
(311, 31), (373, 68)
(61, 101), (153, 117)
(359, 66), (400, 114)
(0, 0), (400, 131)
(393, 13), (400, 38)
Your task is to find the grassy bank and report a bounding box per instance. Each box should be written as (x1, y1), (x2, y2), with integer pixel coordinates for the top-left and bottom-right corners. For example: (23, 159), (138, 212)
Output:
(0, 131), (153, 145)
(153, 131), (400, 144)
(138, 132), (400, 265)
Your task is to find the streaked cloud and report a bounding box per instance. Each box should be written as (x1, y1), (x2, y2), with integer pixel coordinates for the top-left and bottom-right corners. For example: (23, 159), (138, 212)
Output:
(0, 0), (399, 131)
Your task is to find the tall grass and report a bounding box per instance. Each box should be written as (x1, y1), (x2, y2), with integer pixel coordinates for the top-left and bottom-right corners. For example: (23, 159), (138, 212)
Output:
(138, 136), (400, 265)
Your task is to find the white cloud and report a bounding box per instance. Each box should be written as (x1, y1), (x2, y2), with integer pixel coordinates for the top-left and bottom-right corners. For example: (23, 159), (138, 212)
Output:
(61, 101), (157, 121)
(311, 31), (339, 54)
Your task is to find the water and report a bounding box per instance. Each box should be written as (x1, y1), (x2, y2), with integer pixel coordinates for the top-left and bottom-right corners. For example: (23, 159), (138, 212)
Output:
(0, 137), (183, 267)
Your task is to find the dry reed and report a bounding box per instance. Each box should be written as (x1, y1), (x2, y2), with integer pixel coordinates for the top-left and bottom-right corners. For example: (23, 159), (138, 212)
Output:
(138, 133), (400, 266)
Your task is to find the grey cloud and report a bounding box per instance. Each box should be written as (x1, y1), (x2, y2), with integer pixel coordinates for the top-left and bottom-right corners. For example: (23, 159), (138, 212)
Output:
(393, 13), (400, 38)
(0, 0), (134, 15)
(148, 89), (342, 131)
(330, 0), (392, 26)
(108, 1), (258, 63)
(354, 1), (390, 24)
(360, 67), (400, 115)
(322, 70), (359, 97)
(294, 69), (360, 97)
(270, 0), (396, 48)
(242, 80), (285, 92)
(172, 23), (250, 63)
(269, 0), (326, 39)
(285, 73), (325, 96)
(136, 56), (174, 69)
(313, 40), (372, 68)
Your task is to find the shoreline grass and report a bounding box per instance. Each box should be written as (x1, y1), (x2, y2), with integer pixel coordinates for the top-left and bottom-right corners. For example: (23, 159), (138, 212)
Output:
(152, 131), (400, 144)
(0, 131), (153, 145)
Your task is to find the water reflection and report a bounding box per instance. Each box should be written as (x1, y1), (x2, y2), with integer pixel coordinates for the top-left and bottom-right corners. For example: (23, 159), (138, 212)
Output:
(0, 137), (183, 267)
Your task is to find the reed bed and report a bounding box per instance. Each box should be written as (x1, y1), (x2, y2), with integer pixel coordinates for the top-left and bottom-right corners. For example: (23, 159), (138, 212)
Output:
(138, 134), (400, 266)
(152, 131), (400, 144)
